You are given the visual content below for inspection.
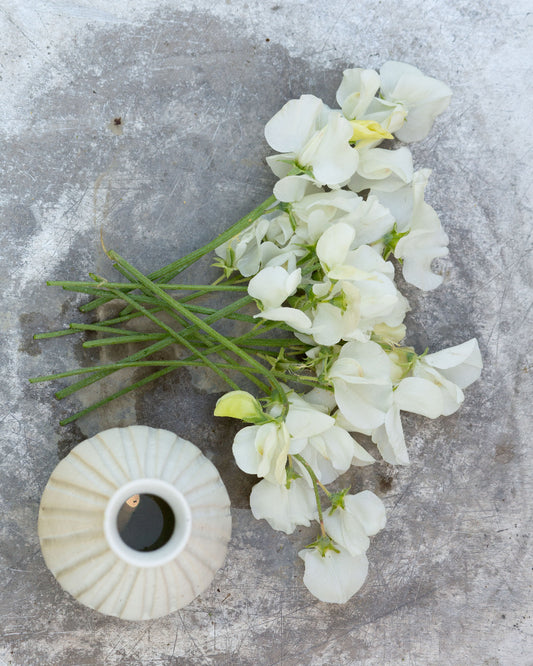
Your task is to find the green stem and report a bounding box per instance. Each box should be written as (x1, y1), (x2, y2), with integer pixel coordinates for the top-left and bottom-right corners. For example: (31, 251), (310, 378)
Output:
(93, 280), (239, 390)
(48, 280), (248, 292)
(52, 294), (252, 399)
(294, 453), (326, 536)
(82, 333), (167, 347)
(108, 251), (290, 416)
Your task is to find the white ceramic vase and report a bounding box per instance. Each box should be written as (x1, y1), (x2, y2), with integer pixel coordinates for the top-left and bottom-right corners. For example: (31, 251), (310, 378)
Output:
(38, 425), (231, 620)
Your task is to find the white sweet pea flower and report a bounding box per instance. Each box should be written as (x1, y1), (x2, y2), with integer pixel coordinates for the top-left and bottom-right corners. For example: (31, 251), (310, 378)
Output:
(328, 340), (393, 432)
(264, 94), (359, 201)
(347, 245), (408, 334)
(397, 339), (482, 418)
(324, 490), (386, 556)
(336, 68), (381, 120)
(291, 189), (363, 244)
(308, 284), (360, 346)
(232, 422), (290, 484)
(248, 266), (312, 332)
(375, 169), (449, 291)
(296, 423), (375, 484)
(250, 477), (317, 534)
(336, 67), (407, 134)
(284, 390), (335, 444)
(379, 61), (452, 143)
(214, 217), (269, 277)
(316, 222), (357, 280)
(423, 338), (483, 389)
(348, 146), (413, 193)
(298, 546), (369, 603)
(315, 242), (408, 338)
(372, 339), (482, 464)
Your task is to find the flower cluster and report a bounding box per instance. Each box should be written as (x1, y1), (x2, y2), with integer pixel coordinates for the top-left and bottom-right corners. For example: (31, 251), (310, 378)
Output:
(35, 61), (481, 606)
(213, 61), (481, 603)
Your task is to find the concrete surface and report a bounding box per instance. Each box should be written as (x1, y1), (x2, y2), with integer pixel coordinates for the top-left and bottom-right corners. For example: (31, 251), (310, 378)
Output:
(1, 1), (532, 664)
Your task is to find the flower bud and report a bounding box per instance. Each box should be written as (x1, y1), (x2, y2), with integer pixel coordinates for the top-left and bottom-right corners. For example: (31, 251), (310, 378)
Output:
(214, 391), (264, 422)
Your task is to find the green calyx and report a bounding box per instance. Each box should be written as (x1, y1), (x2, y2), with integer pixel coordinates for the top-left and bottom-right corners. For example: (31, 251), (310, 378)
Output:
(381, 223), (410, 260)
(306, 534), (340, 557)
(327, 487), (351, 514)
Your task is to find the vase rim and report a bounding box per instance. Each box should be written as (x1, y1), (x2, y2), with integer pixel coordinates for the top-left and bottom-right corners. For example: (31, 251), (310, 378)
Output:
(104, 478), (192, 568)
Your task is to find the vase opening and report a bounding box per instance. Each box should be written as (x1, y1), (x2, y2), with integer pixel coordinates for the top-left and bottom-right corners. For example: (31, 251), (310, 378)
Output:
(104, 478), (193, 568)
(117, 493), (176, 552)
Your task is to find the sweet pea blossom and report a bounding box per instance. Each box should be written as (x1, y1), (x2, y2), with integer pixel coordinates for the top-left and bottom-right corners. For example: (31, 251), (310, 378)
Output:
(336, 67), (407, 135)
(247, 265), (312, 331)
(371, 339), (483, 465)
(375, 169), (449, 290)
(232, 422), (290, 485)
(264, 94), (359, 201)
(328, 340), (393, 432)
(348, 146), (414, 193)
(250, 477), (317, 534)
(324, 490), (387, 556)
(298, 546), (369, 603)
(379, 61), (452, 143)
(295, 422), (375, 484)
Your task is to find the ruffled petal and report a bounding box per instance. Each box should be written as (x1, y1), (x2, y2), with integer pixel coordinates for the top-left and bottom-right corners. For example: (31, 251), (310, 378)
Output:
(250, 478), (316, 534)
(256, 306), (312, 332)
(304, 112), (359, 186)
(424, 338), (482, 388)
(298, 547), (369, 603)
(344, 491), (387, 536)
(371, 405), (409, 465)
(336, 68), (381, 119)
(324, 509), (370, 556)
(394, 376), (444, 418)
(265, 94), (323, 153)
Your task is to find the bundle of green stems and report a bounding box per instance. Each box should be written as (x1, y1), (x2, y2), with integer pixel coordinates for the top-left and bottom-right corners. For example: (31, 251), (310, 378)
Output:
(30, 195), (325, 426)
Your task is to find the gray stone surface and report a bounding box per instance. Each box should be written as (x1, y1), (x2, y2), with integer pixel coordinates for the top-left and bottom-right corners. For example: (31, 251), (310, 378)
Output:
(1, 1), (531, 664)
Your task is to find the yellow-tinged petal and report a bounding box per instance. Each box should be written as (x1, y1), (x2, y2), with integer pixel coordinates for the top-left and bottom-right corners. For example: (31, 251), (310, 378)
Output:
(349, 119), (393, 143)
(214, 391), (264, 420)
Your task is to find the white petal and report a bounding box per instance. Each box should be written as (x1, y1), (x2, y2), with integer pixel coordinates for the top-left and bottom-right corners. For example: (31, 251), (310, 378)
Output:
(294, 444), (342, 484)
(265, 94), (323, 153)
(298, 547), (369, 603)
(316, 222), (355, 271)
(305, 113), (359, 186)
(333, 378), (391, 431)
(250, 478), (316, 534)
(310, 303), (344, 346)
(424, 338), (482, 388)
(309, 425), (357, 473)
(266, 153), (297, 178)
(232, 426), (262, 475)
(335, 339), (393, 380)
(248, 266), (301, 309)
(351, 438), (376, 466)
(344, 491), (386, 536)
(336, 68), (381, 119)
(380, 61), (452, 143)
(371, 405), (409, 465)
(273, 174), (319, 203)
(394, 376), (445, 418)
(257, 306), (312, 332)
(286, 402), (335, 439)
(413, 365), (465, 416)
(324, 509), (370, 556)
(349, 146), (413, 192)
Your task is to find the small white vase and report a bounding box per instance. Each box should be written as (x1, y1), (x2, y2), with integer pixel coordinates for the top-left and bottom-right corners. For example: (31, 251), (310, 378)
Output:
(38, 426), (231, 620)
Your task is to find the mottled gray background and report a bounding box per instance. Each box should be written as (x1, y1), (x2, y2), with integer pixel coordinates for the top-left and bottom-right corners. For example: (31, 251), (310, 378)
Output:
(1, 0), (531, 664)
